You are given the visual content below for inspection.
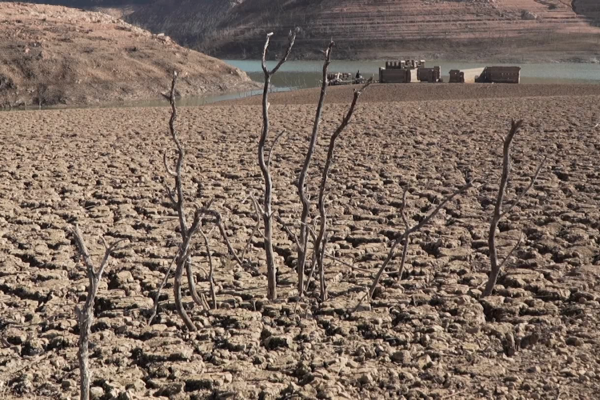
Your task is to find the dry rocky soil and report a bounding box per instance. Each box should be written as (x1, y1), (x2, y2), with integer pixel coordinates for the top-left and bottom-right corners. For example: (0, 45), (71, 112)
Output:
(1, 84), (600, 399)
(0, 3), (256, 107)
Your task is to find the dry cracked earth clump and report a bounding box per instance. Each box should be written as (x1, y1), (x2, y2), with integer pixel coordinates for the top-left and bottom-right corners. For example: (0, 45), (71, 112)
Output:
(0, 89), (599, 399)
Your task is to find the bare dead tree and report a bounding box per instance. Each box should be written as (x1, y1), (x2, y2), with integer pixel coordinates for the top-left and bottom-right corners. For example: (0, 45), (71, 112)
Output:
(353, 180), (473, 312)
(259, 29), (298, 300)
(163, 71), (211, 331)
(483, 120), (546, 297)
(296, 40), (334, 297)
(72, 225), (127, 400)
(312, 79), (372, 301)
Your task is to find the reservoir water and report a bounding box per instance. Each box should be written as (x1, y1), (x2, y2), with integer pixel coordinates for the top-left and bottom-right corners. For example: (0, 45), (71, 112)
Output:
(226, 59), (600, 92)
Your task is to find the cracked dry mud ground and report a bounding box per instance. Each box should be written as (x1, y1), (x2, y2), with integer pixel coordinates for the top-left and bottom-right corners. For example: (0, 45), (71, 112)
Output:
(0, 90), (599, 399)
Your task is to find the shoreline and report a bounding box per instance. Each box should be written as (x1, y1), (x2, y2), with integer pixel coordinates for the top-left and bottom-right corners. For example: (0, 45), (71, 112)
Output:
(217, 83), (600, 107)
(10, 82), (600, 112)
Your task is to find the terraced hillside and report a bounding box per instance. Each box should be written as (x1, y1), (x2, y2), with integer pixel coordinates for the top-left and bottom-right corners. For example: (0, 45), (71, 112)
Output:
(125, 0), (600, 60)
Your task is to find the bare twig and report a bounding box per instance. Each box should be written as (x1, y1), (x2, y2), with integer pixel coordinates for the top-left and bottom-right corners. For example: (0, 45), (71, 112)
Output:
(200, 229), (217, 310)
(203, 209), (244, 267)
(148, 253), (178, 325)
(483, 120), (546, 297)
(498, 234), (524, 271)
(500, 156), (547, 218)
(240, 196), (262, 262)
(353, 181), (473, 312)
(297, 40), (335, 297)
(182, 208), (207, 318)
(396, 186), (411, 280)
(313, 79), (372, 301)
(259, 29), (298, 300)
(274, 213), (301, 251)
(267, 130), (287, 169)
(303, 231), (321, 294)
(318, 232), (329, 299)
(72, 225), (126, 400)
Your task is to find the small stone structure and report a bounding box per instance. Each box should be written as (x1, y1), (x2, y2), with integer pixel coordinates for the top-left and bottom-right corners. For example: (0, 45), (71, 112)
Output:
(449, 68), (485, 83)
(417, 66), (442, 83)
(380, 59), (442, 83)
(476, 66), (521, 84)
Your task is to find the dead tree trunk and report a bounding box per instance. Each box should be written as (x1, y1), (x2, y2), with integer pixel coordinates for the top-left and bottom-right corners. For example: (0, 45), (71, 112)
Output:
(312, 80), (372, 300)
(159, 73), (246, 326)
(483, 120), (546, 296)
(296, 41), (334, 297)
(258, 30), (297, 300)
(72, 225), (126, 400)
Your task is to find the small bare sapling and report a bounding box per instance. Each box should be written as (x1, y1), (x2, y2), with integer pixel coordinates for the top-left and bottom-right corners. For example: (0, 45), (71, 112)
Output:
(354, 180), (473, 311)
(163, 71), (211, 331)
(483, 120), (546, 297)
(72, 225), (127, 400)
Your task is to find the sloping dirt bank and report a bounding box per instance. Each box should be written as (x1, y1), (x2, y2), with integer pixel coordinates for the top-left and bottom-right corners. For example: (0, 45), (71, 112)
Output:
(0, 2), (257, 107)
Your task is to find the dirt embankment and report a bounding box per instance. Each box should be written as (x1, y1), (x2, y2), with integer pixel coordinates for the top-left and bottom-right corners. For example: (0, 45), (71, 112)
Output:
(0, 2), (258, 107)
(0, 87), (599, 399)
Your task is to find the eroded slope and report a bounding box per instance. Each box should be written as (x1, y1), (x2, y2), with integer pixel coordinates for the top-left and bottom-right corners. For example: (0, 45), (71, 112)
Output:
(0, 2), (256, 106)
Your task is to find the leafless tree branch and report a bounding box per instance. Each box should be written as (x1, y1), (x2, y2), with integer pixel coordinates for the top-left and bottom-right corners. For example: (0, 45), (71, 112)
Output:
(148, 253), (178, 325)
(296, 40), (335, 297)
(163, 150), (177, 177)
(203, 209), (244, 267)
(274, 213), (301, 251)
(497, 234), (524, 271)
(500, 156), (547, 218)
(312, 78), (372, 301)
(240, 196), (262, 262)
(267, 130), (287, 169)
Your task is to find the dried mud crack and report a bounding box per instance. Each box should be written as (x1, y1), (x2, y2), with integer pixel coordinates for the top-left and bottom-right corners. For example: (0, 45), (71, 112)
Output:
(0, 87), (599, 399)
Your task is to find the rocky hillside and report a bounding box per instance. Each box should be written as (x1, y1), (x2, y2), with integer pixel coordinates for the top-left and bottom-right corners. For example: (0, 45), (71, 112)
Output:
(124, 0), (600, 61)
(0, 2), (256, 107)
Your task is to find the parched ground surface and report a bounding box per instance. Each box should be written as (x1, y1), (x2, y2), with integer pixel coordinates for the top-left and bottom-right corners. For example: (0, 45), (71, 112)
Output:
(1, 86), (600, 399)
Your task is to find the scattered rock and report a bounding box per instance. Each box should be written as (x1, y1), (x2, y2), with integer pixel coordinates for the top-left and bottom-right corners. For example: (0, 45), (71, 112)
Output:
(263, 335), (291, 350)
(391, 350), (412, 365)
